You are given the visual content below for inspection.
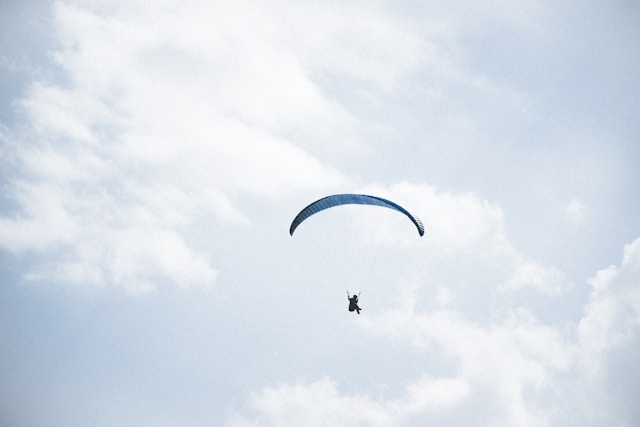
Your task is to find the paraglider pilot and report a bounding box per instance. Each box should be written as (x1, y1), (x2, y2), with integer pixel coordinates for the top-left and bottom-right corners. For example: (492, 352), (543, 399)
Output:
(347, 292), (362, 314)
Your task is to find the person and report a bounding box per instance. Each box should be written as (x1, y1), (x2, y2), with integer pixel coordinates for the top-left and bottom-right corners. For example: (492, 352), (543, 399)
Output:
(347, 292), (362, 314)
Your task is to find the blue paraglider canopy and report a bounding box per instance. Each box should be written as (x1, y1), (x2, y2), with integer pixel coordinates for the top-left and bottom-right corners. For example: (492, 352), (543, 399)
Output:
(289, 194), (424, 237)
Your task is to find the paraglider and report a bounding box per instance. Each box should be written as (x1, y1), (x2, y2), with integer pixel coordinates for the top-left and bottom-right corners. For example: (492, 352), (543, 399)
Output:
(347, 292), (361, 314)
(289, 194), (424, 314)
(289, 194), (425, 237)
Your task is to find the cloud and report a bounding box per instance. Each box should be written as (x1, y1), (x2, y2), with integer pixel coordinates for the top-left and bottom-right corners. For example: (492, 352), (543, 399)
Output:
(565, 198), (587, 225)
(230, 308), (570, 426)
(285, 2), (426, 92)
(352, 182), (565, 296)
(1, 0), (549, 294)
(501, 257), (564, 295)
(355, 305), (572, 425)
(237, 233), (640, 426)
(578, 237), (640, 380)
(230, 376), (469, 427)
(1, 1), (638, 426)
(230, 182), (582, 425)
(2, 0), (371, 292)
(234, 183), (640, 426)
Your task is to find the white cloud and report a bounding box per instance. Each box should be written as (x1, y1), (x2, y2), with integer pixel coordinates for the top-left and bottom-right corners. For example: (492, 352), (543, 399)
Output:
(578, 236), (640, 380)
(1, 1), (638, 426)
(2, 0), (373, 292)
(231, 375), (469, 427)
(565, 198), (587, 225)
(230, 181), (580, 425)
(230, 232), (640, 426)
(233, 305), (570, 426)
(11, 0), (539, 297)
(352, 182), (565, 295)
(239, 378), (394, 427)
(2, 0), (555, 295)
(501, 257), (564, 295)
(285, 2), (426, 93)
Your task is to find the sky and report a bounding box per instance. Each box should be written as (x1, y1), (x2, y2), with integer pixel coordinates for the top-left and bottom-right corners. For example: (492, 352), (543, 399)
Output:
(1, 0), (639, 426)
